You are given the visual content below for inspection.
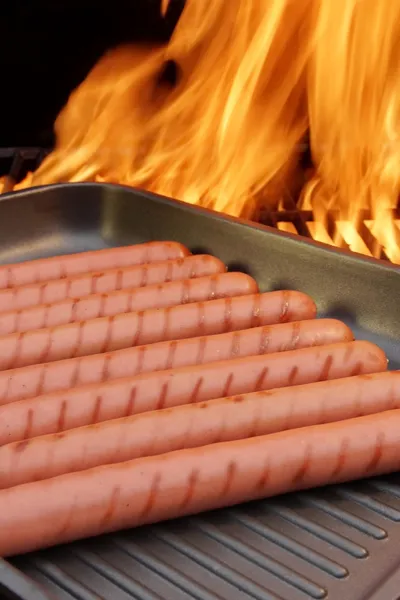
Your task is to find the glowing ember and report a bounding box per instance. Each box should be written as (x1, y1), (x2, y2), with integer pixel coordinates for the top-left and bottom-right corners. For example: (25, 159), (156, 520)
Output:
(3, 0), (400, 263)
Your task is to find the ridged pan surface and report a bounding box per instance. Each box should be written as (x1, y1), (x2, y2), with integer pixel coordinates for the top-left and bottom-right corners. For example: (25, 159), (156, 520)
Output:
(0, 183), (399, 600)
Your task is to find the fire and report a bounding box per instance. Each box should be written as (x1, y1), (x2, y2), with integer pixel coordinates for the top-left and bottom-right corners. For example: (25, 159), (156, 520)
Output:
(5, 0), (400, 263)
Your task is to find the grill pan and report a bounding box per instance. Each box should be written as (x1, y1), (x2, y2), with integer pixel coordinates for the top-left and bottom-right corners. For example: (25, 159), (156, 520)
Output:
(0, 182), (399, 600)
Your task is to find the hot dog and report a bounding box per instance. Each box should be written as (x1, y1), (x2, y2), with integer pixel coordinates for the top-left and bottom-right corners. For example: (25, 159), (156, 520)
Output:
(0, 254), (225, 313)
(0, 319), (353, 404)
(0, 242), (190, 290)
(1, 407), (400, 557)
(2, 370), (398, 489)
(0, 272), (257, 335)
(0, 341), (386, 444)
(0, 291), (317, 370)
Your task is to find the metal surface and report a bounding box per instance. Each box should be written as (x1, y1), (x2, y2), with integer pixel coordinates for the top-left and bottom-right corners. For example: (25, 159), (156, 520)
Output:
(0, 182), (399, 600)
(1, 147), (399, 262)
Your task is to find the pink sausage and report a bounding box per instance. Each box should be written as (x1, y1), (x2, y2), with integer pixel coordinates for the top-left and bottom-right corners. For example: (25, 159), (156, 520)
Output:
(2, 370), (398, 490)
(0, 340), (386, 444)
(0, 272), (257, 335)
(0, 241), (189, 289)
(0, 291), (317, 370)
(0, 254), (225, 313)
(1, 407), (400, 557)
(0, 319), (353, 404)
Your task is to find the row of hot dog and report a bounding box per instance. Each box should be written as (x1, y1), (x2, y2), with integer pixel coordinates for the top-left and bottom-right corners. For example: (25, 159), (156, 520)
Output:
(0, 240), (397, 558)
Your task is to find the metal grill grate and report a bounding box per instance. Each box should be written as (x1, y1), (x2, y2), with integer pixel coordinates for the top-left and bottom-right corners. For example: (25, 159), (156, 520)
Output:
(1, 147), (399, 263)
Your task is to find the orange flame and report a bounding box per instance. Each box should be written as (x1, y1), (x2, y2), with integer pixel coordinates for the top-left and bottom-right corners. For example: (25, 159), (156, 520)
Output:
(6, 0), (400, 262)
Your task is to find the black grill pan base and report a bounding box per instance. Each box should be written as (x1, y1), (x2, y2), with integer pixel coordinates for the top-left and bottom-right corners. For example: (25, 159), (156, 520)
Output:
(0, 183), (400, 600)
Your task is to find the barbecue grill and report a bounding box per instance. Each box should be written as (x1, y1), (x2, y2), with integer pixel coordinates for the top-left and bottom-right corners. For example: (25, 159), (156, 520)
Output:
(0, 182), (399, 600)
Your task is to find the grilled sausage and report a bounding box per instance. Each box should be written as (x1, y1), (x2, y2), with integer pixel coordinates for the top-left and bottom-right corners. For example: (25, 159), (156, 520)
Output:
(2, 370), (398, 489)
(1, 407), (400, 557)
(0, 291), (317, 370)
(0, 341), (386, 444)
(0, 272), (257, 335)
(0, 255), (224, 313)
(0, 242), (190, 290)
(0, 319), (353, 404)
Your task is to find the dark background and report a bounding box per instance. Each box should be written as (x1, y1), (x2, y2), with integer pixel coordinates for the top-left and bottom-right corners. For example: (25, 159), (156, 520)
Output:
(0, 0), (184, 147)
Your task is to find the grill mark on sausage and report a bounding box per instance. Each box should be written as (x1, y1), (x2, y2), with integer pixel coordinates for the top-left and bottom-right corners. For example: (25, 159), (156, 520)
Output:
(100, 353), (112, 381)
(36, 363), (47, 396)
(139, 471), (162, 521)
(208, 275), (218, 300)
(91, 395), (103, 424)
(131, 311), (144, 347)
(259, 326), (270, 354)
(10, 331), (25, 369)
(365, 431), (385, 474)
(100, 485), (121, 528)
(116, 269), (124, 292)
(4, 372), (12, 402)
(223, 297), (233, 331)
(72, 322), (85, 358)
(220, 461), (236, 497)
(5, 267), (12, 288)
(23, 408), (34, 440)
(125, 385), (137, 417)
(156, 381), (169, 410)
(196, 337), (207, 364)
(291, 443), (312, 485)
(288, 321), (301, 350)
(248, 400), (262, 437)
(90, 273), (99, 295)
(39, 328), (55, 363)
(70, 300), (79, 324)
(350, 361), (363, 376)
(11, 309), (20, 335)
(59, 262), (68, 280)
(165, 261), (173, 283)
(166, 341), (178, 370)
(222, 373), (234, 397)
(251, 294), (261, 327)
(319, 355), (334, 381)
(140, 265), (148, 288)
(144, 244), (151, 265)
(279, 291), (290, 323)
(331, 436), (350, 478)
(70, 358), (81, 388)
(136, 346), (146, 375)
(288, 366), (299, 385)
(189, 377), (204, 404)
(65, 277), (72, 300)
(181, 280), (191, 304)
(179, 469), (199, 510)
(57, 400), (68, 432)
(57, 493), (78, 539)
(228, 331), (240, 358)
(256, 458), (270, 490)
(254, 367), (269, 391)
(281, 393), (295, 431)
(38, 282), (47, 306)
